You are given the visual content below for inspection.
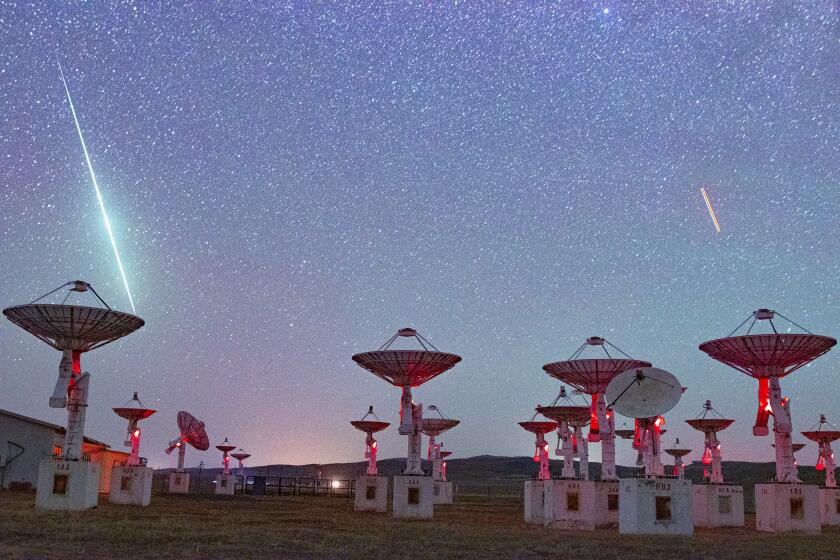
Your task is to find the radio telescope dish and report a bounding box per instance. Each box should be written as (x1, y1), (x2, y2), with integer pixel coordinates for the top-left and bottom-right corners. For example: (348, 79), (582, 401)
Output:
(351, 405), (390, 476)
(352, 329), (461, 477)
(174, 410), (209, 451)
(518, 421), (558, 435)
(230, 449), (251, 474)
(605, 367), (682, 419)
(3, 280), (144, 353)
(3, 281), (144, 461)
(216, 437), (236, 454)
(166, 411), (208, 475)
(700, 309), (835, 483)
(113, 391), (156, 423)
(231, 449), (251, 462)
(351, 328), (461, 388)
(351, 420), (390, 434)
(802, 415), (840, 444)
(421, 418), (460, 437)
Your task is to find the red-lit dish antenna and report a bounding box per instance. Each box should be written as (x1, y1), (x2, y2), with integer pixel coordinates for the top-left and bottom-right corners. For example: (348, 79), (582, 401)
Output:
(664, 438), (691, 478)
(423, 405), (459, 482)
(519, 417), (557, 480)
(699, 309), (836, 483)
(686, 400), (734, 483)
(351, 405), (390, 476)
(542, 336), (650, 481)
(216, 437), (237, 476)
(230, 448), (251, 475)
(113, 391), (156, 467)
(802, 415), (840, 488)
(113, 391), (156, 423)
(165, 410), (209, 473)
(216, 438), (236, 453)
(352, 329), (461, 476)
(518, 421), (559, 435)
(230, 449), (251, 462)
(3, 281), (144, 462)
(352, 328), (461, 388)
(537, 386), (591, 480)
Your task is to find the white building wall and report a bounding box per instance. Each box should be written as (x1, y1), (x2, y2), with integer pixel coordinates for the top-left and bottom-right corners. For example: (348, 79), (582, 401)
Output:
(0, 413), (56, 489)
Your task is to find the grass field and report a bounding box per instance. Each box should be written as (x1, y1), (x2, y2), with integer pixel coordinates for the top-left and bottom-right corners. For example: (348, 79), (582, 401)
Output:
(1, 491), (839, 559)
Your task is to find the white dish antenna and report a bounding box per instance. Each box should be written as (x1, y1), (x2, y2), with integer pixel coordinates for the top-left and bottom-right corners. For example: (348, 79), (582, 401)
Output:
(605, 367), (682, 419)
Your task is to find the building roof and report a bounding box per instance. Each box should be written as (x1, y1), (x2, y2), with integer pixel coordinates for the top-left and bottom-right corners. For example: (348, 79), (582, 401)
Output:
(0, 408), (111, 448)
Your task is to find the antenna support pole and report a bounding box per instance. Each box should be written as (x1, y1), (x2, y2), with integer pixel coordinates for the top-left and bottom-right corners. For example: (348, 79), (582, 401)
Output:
(594, 394), (617, 480)
(365, 432), (378, 476)
(404, 402), (424, 475)
(574, 424), (589, 480)
(177, 444), (186, 472)
(63, 370), (90, 460)
(765, 376), (799, 482)
(558, 420), (575, 479)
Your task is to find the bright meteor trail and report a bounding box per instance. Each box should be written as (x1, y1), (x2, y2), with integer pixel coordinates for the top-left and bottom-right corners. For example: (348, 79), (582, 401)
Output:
(700, 187), (721, 233)
(58, 61), (136, 313)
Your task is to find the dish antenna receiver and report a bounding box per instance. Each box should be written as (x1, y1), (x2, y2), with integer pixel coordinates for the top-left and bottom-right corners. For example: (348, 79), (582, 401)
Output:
(216, 438), (236, 477)
(350, 406), (390, 476)
(113, 392), (156, 466)
(606, 367), (683, 477)
(686, 400), (734, 483)
(352, 328), (461, 475)
(699, 309), (836, 483)
(519, 417), (558, 481)
(663, 438), (691, 478)
(537, 387), (591, 480)
(3, 281), (144, 461)
(230, 449), (251, 475)
(802, 415), (840, 488)
(543, 336), (651, 480)
(422, 405), (460, 483)
(165, 411), (210, 473)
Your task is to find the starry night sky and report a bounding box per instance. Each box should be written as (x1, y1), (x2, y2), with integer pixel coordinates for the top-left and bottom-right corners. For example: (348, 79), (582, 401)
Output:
(1, 2), (838, 471)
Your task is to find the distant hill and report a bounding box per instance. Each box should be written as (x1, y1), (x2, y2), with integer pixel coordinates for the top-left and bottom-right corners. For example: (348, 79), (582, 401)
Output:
(157, 454), (823, 487)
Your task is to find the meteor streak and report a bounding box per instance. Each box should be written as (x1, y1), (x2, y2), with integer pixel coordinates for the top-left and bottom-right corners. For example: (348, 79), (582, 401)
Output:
(700, 187), (721, 233)
(58, 61), (136, 312)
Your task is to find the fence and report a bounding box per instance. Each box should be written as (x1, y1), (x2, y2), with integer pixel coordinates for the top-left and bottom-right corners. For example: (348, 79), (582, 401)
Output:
(152, 473), (525, 503)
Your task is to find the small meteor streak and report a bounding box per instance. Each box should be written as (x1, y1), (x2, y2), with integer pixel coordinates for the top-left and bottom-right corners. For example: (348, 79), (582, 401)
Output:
(58, 61), (136, 312)
(700, 187), (721, 233)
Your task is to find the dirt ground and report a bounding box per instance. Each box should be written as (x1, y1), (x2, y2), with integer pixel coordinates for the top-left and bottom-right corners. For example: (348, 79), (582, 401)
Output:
(1, 491), (837, 559)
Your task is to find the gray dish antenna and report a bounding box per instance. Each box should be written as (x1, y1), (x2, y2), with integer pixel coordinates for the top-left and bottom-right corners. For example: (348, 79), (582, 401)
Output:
(605, 367), (682, 419)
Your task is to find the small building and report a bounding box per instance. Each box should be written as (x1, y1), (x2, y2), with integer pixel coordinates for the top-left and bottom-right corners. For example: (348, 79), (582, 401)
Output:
(0, 408), (128, 493)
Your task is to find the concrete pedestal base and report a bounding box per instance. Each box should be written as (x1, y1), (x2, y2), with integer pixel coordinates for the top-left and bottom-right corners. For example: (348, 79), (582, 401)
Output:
(168, 472), (190, 494)
(819, 487), (840, 526)
(36, 459), (100, 511)
(524, 480), (548, 523)
(755, 483), (820, 533)
(544, 479), (597, 530)
(619, 478), (694, 536)
(215, 474), (235, 495)
(593, 481), (620, 527)
(692, 484), (744, 527)
(354, 475), (388, 512)
(433, 481), (453, 504)
(108, 465), (153, 506)
(392, 475), (434, 519)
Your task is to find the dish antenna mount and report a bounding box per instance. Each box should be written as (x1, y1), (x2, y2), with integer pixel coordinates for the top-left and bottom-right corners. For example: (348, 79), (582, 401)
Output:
(3, 281), (144, 460)
(542, 336), (651, 481)
(699, 309), (836, 482)
(352, 328), (461, 475)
